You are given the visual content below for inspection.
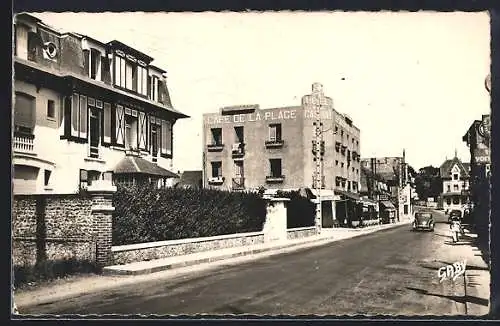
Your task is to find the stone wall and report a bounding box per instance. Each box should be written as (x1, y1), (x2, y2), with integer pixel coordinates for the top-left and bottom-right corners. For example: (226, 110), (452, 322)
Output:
(12, 183), (115, 270)
(111, 232), (265, 265)
(287, 226), (317, 240)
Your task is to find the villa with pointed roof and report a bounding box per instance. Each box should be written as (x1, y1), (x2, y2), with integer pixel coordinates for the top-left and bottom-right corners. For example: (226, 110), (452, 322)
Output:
(438, 151), (470, 213)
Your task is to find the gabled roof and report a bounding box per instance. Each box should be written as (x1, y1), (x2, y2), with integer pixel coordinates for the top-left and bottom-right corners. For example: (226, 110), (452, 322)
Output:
(113, 155), (179, 178)
(439, 156), (469, 178)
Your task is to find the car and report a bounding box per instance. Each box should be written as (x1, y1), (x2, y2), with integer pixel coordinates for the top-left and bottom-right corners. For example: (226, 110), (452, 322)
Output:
(448, 209), (462, 223)
(413, 212), (435, 231)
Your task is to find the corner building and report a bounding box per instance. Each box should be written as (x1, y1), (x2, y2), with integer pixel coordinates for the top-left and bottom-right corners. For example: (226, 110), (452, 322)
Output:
(202, 83), (361, 225)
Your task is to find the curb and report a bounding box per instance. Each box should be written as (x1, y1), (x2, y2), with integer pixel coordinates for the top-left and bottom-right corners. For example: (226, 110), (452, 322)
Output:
(103, 222), (410, 276)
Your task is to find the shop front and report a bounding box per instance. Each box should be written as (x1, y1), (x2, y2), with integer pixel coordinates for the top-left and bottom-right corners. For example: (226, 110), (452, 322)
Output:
(334, 189), (361, 228)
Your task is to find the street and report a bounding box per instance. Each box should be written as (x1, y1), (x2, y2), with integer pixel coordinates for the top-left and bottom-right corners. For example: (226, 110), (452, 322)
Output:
(22, 210), (476, 316)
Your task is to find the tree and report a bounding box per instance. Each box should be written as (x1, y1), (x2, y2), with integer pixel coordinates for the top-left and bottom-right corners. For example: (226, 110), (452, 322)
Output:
(414, 166), (442, 201)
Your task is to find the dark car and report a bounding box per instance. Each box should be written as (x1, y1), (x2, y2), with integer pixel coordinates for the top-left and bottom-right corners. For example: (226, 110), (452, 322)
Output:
(448, 209), (462, 223)
(413, 212), (435, 231)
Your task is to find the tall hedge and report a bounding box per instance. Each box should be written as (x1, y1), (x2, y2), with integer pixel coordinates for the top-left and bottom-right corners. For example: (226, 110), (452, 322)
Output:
(112, 186), (267, 245)
(276, 190), (316, 228)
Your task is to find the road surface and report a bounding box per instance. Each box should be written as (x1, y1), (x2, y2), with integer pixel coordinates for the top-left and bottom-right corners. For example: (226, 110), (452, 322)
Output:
(22, 210), (469, 316)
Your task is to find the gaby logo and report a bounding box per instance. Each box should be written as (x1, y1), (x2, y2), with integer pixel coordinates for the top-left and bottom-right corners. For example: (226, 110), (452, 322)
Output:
(437, 260), (467, 283)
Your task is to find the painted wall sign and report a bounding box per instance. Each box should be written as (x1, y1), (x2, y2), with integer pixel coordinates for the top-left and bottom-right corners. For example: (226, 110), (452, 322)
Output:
(205, 109), (297, 124)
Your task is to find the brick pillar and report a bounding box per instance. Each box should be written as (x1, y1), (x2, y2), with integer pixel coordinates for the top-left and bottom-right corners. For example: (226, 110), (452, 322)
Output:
(87, 180), (116, 269)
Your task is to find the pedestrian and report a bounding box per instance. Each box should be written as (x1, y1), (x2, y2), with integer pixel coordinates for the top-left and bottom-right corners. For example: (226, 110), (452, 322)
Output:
(450, 216), (461, 243)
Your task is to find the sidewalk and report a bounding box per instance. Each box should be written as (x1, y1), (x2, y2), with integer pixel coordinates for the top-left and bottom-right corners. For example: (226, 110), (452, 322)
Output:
(461, 227), (490, 316)
(14, 220), (409, 310)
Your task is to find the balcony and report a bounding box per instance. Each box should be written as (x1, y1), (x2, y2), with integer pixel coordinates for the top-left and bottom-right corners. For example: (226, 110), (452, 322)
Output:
(312, 175), (326, 189)
(232, 177), (245, 190)
(231, 143), (245, 158)
(208, 176), (225, 185)
(266, 175), (285, 183)
(207, 143), (224, 152)
(13, 132), (35, 154)
(265, 139), (285, 148)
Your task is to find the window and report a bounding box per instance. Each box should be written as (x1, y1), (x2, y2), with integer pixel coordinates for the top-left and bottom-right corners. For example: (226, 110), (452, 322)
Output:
(453, 184), (459, 191)
(269, 159), (282, 177)
(151, 123), (160, 158)
(47, 100), (55, 119)
(447, 185), (451, 192)
(335, 178), (340, 187)
(269, 123), (282, 141)
(125, 115), (138, 150)
(211, 161), (222, 178)
(446, 198), (451, 205)
(453, 173), (459, 180)
(341, 162), (344, 168)
(352, 167), (355, 172)
(89, 107), (100, 158)
(234, 126), (244, 143)
(44, 170), (51, 186)
(211, 128), (222, 145)
(90, 49), (101, 80)
(341, 130), (344, 137)
(452, 196), (460, 205)
(335, 160), (339, 166)
(14, 92), (35, 134)
(114, 54), (139, 92)
(234, 161), (244, 177)
(404, 205), (408, 215)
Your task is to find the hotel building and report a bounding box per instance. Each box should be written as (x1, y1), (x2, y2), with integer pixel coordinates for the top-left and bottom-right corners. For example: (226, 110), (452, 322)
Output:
(202, 83), (361, 226)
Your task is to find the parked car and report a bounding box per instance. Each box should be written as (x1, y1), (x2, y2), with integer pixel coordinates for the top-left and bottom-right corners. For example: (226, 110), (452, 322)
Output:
(412, 212), (435, 232)
(448, 209), (463, 223)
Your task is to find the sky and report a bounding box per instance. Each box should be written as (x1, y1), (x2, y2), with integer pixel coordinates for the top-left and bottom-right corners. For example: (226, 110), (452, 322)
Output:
(30, 11), (490, 172)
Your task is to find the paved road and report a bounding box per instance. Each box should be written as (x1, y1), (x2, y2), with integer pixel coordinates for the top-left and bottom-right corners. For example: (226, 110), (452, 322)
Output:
(23, 210), (469, 316)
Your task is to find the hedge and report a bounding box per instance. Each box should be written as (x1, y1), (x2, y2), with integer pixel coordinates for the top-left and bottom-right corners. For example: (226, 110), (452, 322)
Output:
(276, 190), (316, 228)
(112, 186), (267, 245)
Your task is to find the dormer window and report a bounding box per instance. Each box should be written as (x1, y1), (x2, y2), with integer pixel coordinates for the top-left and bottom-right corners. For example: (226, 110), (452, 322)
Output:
(83, 48), (102, 81)
(150, 75), (159, 102)
(15, 23), (37, 61)
(114, 52), (148, 96)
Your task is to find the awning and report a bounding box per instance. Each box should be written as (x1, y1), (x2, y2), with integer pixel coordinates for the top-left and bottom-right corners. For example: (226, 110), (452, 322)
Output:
(334, 189), (360, 201)
(113, 155), (179, 178)
(380, 200), (396, 210)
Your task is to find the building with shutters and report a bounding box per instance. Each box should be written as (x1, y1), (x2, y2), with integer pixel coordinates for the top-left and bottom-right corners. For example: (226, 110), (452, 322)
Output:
(202, 83), (361, 227)
(12, 13), (189, 194)
(437, 153), (471, 214)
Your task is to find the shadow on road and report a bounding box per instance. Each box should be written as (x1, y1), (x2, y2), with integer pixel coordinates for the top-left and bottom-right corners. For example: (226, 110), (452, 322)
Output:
(405, 287), (489, 307)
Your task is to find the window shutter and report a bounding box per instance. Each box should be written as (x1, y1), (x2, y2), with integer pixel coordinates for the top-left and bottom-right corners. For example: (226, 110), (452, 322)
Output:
(115, 105), (125, 145)
(142, 68), (148, 95)
(138, 111), (147, 150)
(14, 93), (35, 129)
(160, 119), (167, 155)
(103, 103), (112, 144)
(83, 50), (90, 76)
(114, 56), (121, 86)
(147, 75), (152, 99)
(79, 95), (87, 139)
(71, 93), (79, 137)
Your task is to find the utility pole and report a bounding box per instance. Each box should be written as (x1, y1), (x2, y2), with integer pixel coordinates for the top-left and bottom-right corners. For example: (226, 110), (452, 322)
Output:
(312, 83), (324, 235)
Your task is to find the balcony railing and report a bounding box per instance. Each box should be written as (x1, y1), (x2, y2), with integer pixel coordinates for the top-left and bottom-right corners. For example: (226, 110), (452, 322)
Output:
(207, 143), (224, 152)
(232, 177), (245, 190)
(13, 131), (35, 153)
(265, 139), (285, 148)
(266, 175), (285, 183)
(231, 143), (245, 158)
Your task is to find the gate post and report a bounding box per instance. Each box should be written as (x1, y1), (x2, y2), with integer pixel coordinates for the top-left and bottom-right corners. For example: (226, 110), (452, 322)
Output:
(263, 198), (289, 243)
(87, 180), (116, 269)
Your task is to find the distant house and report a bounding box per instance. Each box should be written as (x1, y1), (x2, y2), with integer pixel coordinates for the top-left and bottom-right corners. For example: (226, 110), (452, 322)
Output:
(175, 170), (203, 189)
(438, 153), (470, 213)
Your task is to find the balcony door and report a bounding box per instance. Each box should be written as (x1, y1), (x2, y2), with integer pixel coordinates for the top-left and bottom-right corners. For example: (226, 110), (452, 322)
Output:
(89, 108), (101, 158)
